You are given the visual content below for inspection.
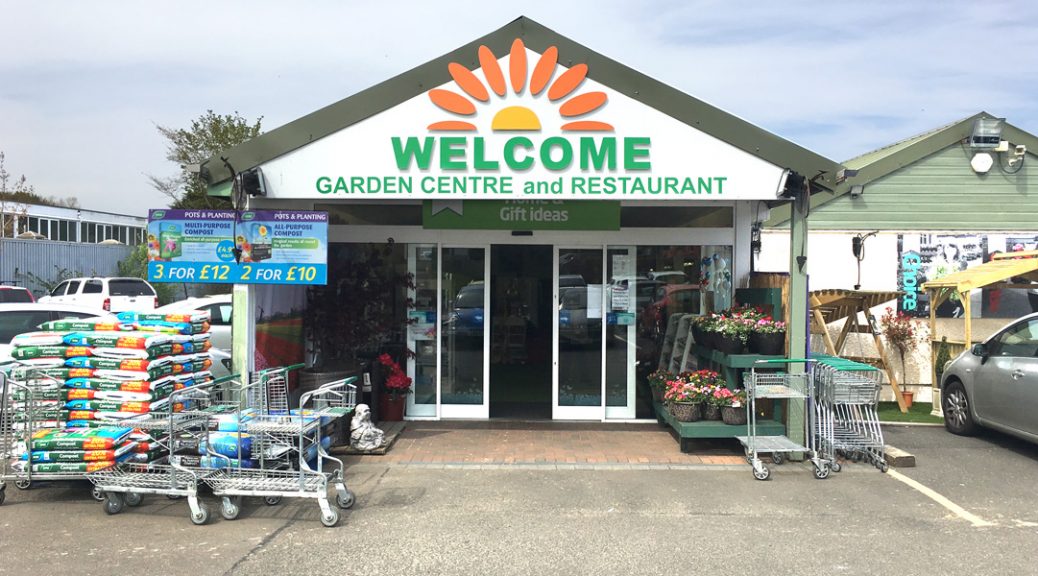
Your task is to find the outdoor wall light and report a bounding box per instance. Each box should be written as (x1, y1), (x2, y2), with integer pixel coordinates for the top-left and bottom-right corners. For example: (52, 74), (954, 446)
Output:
(969, 117), (1004, 149)
(970, 152), (994, 174)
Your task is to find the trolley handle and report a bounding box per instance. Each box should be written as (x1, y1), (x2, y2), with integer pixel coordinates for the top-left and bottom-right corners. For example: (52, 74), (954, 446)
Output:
(752, 358), (817, 367)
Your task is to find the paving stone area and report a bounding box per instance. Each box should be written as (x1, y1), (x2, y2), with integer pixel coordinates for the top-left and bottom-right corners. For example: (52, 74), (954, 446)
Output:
(342, 421), (747, 467)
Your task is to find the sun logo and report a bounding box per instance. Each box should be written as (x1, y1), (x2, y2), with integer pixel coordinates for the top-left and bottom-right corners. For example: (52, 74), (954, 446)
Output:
(428, 38), (612, 133)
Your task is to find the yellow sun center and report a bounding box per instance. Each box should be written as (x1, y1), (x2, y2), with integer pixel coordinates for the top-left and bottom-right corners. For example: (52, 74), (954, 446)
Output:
(491, 106), (541, 131)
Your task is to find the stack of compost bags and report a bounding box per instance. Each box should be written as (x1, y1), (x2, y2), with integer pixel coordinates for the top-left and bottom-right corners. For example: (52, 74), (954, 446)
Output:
(12, 427), (136, 473)
(6, 310), (215, 470)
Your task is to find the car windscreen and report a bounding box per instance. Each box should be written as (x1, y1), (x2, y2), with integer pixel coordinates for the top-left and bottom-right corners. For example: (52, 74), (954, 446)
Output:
(0, 289), (33, 303)
(454, 287), (484, 309)
(109, 280), (156, 297)
(0, 311), (52, 342)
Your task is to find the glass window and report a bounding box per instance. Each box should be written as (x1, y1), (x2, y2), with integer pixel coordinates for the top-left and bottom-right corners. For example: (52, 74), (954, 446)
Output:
(0, 311), (53, 343)
(50, 281), (70, 297)
(558, 248), (603, 407)
(87, 224), (96, 243)
(28, 217), (38, 233)
(67, 280), (83, 294)
(204, 304), (232, 325)
(83, 280), (103, 294)
(109, 279), (155, 296)
(0, 287), (33, 303)
(59, 220), (69, 241)
(441, 248), (486, 405)
(991, 320), (1038, 357)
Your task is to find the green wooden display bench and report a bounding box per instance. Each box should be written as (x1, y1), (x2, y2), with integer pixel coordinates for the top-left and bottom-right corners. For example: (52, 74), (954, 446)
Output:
(654, 400), (785, 453)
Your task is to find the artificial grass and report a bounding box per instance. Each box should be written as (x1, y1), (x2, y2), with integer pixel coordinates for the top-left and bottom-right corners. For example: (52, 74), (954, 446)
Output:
(877, 401), (945, 424)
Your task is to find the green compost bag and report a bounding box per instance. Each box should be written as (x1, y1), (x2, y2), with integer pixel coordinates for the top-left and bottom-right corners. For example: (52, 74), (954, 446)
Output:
(159, 223), (183, 259)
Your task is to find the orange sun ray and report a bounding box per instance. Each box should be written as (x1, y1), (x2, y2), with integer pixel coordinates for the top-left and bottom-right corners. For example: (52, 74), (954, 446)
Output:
(448, 63), (489, 102)
(429, 89), (477, 115)
(478, 46), (506, 96)
(561, 121), (613, 131)
(529, 46), (558, 95)
(509, 39), (527, 93)
(547, 64), (588, 101)
(559, 92), (607, 117)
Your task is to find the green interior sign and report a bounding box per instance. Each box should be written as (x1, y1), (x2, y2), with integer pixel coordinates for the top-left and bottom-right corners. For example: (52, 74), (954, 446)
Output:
(423, 200), (619, 230)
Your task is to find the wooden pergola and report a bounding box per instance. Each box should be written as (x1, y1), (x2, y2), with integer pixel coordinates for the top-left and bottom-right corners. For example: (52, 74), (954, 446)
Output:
(809, 289), (907, 411)
(922, 250), (1038, 416)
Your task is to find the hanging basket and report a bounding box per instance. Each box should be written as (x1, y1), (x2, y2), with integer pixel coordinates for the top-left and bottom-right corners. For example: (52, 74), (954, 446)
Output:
(748, 331), (785, 355)
(669, 402), (703, 422)
(721, 406), (748, 426)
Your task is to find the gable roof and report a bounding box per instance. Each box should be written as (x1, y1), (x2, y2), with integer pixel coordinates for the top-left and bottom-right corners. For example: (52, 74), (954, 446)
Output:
(767, 111), (1038, 226)
(201, 16), (843, 195)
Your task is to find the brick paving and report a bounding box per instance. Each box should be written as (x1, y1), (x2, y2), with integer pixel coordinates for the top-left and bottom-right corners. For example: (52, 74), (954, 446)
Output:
(342, 421), (747, 467)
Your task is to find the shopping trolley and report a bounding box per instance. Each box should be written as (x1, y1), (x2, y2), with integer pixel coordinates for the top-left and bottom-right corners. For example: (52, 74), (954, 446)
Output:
(736, 358), (832, 480)
(205, 375), (357, 527)
(87, 375), (238, 525)
(813, 355), (887, 473)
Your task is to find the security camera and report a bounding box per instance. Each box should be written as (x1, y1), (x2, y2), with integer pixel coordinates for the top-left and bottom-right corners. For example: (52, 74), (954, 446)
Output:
(1014, 144), (1027, 156)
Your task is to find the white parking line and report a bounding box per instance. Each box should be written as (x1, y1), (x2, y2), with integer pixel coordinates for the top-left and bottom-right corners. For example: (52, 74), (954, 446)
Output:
(887, 469), (995, 528)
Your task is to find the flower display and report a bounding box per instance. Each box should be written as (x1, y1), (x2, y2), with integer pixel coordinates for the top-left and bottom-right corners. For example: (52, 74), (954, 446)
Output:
(753, 318), (786, 334)
(379, 353), (413, 397)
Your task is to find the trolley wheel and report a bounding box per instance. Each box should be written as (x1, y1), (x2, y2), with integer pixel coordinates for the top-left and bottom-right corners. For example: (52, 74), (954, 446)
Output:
(320, 508), (340, 528)
(771, 453), (785, 466)
(91, 486), (105, 502)
(878, 461), (889, 474)
(15, 479), (31, 490)
(831, 462), (842, 473)
(813, 464), (831, 480)
(752, 465), (771, 481)
(166, 494), (183, 500)
(124, 492), (143, 507)
(336, 490), (355, 510)
(0, 487), (6, 506)
(190, 505), (210, 526)
(103, 493), (125, 515)
(220, 496), (242, 521)
(264, 496), (282, 506)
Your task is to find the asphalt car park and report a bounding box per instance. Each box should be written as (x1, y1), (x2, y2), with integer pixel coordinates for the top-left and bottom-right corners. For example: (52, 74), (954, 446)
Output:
(1, 424), (1036, 576)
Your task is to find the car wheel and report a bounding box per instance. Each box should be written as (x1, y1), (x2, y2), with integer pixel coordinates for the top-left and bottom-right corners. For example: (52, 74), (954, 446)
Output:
(943, 380), (977, 436)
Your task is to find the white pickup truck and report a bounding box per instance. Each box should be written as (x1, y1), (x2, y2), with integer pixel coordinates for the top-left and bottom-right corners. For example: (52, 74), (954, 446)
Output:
(37, 277), (158, 313)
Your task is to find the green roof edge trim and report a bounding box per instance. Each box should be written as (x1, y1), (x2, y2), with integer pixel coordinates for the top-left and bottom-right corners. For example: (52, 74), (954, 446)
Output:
(201, 16), (842, 194)
(766, 111), (1038, 227)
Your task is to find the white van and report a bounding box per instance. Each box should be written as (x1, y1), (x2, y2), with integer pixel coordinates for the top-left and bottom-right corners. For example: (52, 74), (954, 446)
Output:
(38, 277), (158, 312)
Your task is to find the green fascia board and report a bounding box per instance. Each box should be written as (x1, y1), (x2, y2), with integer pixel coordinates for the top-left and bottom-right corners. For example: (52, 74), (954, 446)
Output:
(202, 16), (843, 194)
(766, 111), (1038, 227)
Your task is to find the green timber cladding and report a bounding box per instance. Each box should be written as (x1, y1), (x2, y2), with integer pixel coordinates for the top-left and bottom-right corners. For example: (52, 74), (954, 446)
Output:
(767, 112), (1038, 231)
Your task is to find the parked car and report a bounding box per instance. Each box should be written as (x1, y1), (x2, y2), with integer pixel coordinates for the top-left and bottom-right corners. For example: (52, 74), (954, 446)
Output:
(37, 277), (158, 312)
(941, 312), (1038, 444)
(156, 294), (232, 352)
(0, 285), (34, 303)
(443, 282), (484, 339)
(0, 303), (115, 362)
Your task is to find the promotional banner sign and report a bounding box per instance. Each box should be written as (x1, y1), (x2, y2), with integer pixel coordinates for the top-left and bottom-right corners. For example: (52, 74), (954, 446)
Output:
(147, 209), (328, 285)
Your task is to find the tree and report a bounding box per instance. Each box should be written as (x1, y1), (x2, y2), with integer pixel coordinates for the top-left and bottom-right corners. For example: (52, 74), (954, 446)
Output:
(117, 243), (180, 305)
(149, 110), (263, 210)
(1, 151), (81, 237)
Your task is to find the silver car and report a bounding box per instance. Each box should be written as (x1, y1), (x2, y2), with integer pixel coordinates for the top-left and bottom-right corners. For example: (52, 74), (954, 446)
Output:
(942, 312), (1038, 443)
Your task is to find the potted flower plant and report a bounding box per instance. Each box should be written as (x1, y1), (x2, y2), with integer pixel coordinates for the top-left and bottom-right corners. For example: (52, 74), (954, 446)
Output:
(721, 389), (748, 425)
(879, 307), (927, 408)
(647, 369), (675, 404)
(748, 318), (786, 355)
(378, 353), (413, 421)
(705, 382), (734, 420)
(663, 379), (705, 422)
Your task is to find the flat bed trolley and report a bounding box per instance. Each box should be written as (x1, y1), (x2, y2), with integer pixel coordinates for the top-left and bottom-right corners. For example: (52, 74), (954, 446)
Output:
(736, 358), (832, 481)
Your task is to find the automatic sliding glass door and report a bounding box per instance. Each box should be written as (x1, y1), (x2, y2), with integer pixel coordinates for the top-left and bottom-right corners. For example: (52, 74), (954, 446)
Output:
(440, 246), (489, 419)
(605, 246), (637, 419)
(554, 247), (604, 420)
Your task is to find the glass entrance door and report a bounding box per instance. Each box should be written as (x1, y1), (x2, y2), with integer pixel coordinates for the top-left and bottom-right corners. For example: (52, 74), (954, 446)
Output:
(605, 246), (637, 419)
(439, 246), (489, 419)
(554, 247), (605, 420)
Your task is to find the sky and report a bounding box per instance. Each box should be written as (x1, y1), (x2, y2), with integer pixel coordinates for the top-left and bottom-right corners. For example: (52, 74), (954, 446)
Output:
(3, 0), (1037, 216)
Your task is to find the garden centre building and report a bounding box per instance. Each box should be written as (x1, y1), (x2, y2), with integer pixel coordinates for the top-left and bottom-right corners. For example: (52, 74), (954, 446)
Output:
(202, 17), (843, 424)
